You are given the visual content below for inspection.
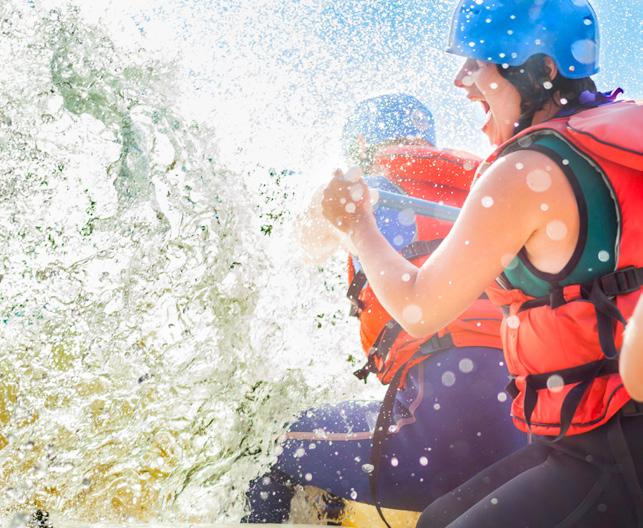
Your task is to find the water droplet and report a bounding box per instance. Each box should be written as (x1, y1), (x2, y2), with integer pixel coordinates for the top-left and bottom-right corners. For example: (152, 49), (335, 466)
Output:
(507, 29), (514, 35)
(459, 358), (474, 373)
(491, 497), (499, 505)
(401, 273), (411, 282)
(260, 491), (269, 500)
(398, 208), (415, 226)
(419, 456), (429, 466)
(350, 489), (358, 500)
(489, 82), (498, 90)
(463, 160), (476, 171)
(361, 463), (374, 474)
(560, 98), (568, 105)
(515, 162), (525, 170)
(464, 240), (470, 246)
(349, 185), (364, 202)
(462, 75), (474, 87)
(262, 476), (272, 486)
(526, 169), (552, 192)
(468, 41), (476, 48)
(598, 250), (610, 262)
(571, 39), (597, 64)
(485, 17), (492, 23)
(481, 196), (494, 208)
(441, 371), (456, 387)
(393, 235), (404, 247)
(583, 17), (593, 26)
(433, 403), (441, 410)
(546, 220), (568, 241)
(304, 473), (313, 481)
(390, 457), (399, 467)
(402, 304), (423, 324)
(506, 315), (520, 329)
(294, 447), (306, 458)
(543, 81), (553, 90)
(547, 374), (564, 392)
(345, 202), (356, 214)
(540, 203), (550, 212)
(497, 392), (508, 402)
(309, 443), (316, 450)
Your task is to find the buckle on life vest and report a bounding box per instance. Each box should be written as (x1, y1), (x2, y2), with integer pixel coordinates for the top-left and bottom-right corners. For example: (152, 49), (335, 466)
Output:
(597, 266), (643, 297)
(419, 333), (455, 355)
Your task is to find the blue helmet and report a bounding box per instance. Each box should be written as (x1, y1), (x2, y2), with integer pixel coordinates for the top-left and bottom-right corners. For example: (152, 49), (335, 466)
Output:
(342, 93), (436, 163)
(447, 0), (599, 79)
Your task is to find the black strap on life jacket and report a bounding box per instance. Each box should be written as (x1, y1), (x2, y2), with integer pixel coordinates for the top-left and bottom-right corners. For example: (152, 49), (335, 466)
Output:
(506, 358), (620, 441)
(353, 321), (404, 381)
(508, 266), (643, 440)
(346, 239), (443, 317)
(368, 341), (453, 528)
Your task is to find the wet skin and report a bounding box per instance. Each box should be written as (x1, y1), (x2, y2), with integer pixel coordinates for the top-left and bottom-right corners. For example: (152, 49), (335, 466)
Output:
(321, 57), (580, 338)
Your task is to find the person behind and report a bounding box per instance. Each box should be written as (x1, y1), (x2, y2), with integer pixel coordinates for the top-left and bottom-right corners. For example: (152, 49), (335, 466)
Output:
(622, 298), (643, 402)
(321, 1), (643, 527)
(243, 94), (526, 524)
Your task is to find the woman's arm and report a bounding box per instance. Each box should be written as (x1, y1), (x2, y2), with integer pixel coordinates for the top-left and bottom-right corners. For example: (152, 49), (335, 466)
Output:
(620, 298), (643, 401)
(322, 150), (578, 337)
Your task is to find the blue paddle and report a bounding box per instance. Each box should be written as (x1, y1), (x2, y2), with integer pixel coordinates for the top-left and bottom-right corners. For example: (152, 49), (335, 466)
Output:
(373, 189), (461, 223)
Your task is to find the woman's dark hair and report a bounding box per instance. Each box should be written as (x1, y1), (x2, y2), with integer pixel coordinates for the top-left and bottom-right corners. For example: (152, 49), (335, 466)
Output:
(498, 53), (598, 132)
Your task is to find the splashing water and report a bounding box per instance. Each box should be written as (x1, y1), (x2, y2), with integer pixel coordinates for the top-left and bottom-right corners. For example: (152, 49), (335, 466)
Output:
(0, 2), (364, 522)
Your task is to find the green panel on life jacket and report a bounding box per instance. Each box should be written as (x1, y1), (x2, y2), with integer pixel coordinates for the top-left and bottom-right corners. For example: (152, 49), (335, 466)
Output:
(502, 133), (619, 298)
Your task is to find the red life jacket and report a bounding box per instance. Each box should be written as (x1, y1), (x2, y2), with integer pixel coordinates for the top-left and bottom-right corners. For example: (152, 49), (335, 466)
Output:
(483, 100), (643, 438)
(347, 144), (504, 386)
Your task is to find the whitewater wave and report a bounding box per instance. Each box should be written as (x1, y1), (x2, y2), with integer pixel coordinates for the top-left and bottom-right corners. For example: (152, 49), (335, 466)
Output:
(0, 2), (365, 522)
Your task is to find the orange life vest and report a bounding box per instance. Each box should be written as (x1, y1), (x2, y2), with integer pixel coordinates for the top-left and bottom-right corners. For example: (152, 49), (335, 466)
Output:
(484, 100), (643, 438)
(348, 144), (504, 386)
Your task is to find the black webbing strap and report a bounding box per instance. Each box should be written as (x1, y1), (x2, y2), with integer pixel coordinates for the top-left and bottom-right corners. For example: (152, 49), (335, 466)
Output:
(519, 266), (643, 312)
(589, 280), (627, 359)
(368, 367), (404, 528)
(346, 271), (368, 317)
(346, 239), (444, 317)
(506, 359), (620, 441)
(353, 321), (403, 381)
(367, 340), (454, 527)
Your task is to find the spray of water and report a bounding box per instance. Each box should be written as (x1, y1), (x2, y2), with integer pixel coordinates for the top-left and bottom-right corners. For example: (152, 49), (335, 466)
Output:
(0, 1), (364, 522)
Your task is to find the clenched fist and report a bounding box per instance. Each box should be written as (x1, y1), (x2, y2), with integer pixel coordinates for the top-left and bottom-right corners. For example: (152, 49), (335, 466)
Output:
(321, 167), (373, 234)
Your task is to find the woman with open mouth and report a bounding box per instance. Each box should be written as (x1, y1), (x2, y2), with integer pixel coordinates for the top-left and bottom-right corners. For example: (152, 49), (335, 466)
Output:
(321, 0), (643, 526)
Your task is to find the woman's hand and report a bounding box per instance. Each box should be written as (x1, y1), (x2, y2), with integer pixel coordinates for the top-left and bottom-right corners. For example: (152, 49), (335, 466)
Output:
(295, 185), (343, 264)
(321, 167), (373, 235)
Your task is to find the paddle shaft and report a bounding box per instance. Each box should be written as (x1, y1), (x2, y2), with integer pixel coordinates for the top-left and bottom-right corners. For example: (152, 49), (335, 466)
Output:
(374, 189), (461, 223)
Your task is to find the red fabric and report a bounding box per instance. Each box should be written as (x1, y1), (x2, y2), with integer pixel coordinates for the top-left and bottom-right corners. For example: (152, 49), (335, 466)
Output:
(348, 145), (504, 386)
